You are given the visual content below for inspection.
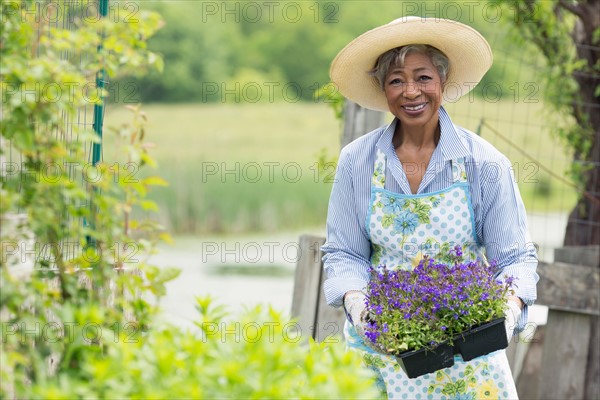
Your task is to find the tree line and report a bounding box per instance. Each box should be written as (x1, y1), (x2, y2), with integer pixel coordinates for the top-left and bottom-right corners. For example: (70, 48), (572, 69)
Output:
(115, 1), (533, 104)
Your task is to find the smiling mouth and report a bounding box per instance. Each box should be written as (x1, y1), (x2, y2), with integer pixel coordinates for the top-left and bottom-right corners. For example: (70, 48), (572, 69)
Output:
(402, 103), (427, 111)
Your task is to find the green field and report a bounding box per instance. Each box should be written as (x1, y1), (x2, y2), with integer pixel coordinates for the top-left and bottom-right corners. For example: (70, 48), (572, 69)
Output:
(104, 101), (576, 234)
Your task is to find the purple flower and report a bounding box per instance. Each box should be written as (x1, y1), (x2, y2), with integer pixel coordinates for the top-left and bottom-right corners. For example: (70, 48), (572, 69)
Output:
(365, 250), (514, 353)
(505, 276), (517, 286)
(453, 245), (463, 257)
(364, 330), (380, 343)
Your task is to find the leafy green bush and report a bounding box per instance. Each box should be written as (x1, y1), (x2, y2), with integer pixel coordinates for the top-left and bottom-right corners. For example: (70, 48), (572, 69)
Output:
(1, 1), (172, 396)
(27, 297), (381, 399)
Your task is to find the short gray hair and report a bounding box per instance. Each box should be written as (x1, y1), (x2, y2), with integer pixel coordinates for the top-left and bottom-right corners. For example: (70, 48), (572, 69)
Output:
(369, 45), (450, 90)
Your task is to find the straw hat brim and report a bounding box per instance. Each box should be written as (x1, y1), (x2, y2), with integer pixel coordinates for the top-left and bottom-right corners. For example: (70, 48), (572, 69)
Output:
(330, 17), (493, 112)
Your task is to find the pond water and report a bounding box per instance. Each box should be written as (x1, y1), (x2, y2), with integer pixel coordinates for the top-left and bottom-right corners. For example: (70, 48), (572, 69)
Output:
(151, 231), (310, 330)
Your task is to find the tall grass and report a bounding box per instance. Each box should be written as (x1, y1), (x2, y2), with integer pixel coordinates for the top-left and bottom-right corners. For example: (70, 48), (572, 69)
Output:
(104, 103), (339, 234)
(153, 165), (332, 233)
(104, 101), (576, 235)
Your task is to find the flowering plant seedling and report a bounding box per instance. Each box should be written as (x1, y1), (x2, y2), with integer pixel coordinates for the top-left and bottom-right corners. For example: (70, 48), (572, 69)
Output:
(364, 245), (516, 354)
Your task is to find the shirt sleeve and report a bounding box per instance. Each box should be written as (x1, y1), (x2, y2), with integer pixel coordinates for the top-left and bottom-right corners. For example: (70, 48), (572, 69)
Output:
(479, 155), (540, 333)
(321, 149), (372, 308)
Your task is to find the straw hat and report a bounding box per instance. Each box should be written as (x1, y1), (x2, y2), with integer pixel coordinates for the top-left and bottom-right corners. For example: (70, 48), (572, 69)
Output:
(330, 16), (493, 112)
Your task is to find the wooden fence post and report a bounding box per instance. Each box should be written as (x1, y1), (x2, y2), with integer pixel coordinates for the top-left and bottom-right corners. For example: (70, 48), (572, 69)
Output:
(291, 235), (346, 342)
(515, 326), (545, 399)
(535, 246), (600, 399)
(341, 100), (385, 147)
(290, 235), (322, 340)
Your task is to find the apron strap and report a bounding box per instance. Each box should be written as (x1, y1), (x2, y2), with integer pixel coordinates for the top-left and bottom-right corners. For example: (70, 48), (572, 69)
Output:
(372, 148), (387, 189)
(451, 157), (468, 184)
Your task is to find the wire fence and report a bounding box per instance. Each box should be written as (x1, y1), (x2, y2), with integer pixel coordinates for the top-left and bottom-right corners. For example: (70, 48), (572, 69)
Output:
(2, 0), (105, 263)
(444, 31), (600, 262)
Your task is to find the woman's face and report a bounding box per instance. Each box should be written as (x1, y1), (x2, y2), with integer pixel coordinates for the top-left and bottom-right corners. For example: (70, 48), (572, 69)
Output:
(383, 52), (444, 130)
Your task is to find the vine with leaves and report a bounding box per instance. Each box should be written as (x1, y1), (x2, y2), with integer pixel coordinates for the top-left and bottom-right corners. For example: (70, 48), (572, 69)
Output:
(490, 0), (600, 245)
(0, 0), (179, 394)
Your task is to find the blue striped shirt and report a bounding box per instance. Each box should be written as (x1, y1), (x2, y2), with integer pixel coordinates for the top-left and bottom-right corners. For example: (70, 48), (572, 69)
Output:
(322, 106), (539, 332)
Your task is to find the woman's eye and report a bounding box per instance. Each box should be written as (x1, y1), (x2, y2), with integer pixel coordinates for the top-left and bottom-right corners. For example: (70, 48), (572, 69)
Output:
(418, 76), (432, 81)
(389, 78), (403, 85)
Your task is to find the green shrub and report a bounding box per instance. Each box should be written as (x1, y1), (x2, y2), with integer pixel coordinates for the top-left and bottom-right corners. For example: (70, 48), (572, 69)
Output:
(28, 298), (382, 399)
(1, 1), (172, 396)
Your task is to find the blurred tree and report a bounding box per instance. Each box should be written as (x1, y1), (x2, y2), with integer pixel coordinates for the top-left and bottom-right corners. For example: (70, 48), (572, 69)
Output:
(119, 3), (241, 102)
(114, 1), (530, 104)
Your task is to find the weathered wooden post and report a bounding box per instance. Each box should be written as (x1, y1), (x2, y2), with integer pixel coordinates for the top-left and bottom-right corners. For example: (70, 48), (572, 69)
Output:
(291, 101), (384, 342)
(533, 246), (600, 399)
(341, 100), (386, 146)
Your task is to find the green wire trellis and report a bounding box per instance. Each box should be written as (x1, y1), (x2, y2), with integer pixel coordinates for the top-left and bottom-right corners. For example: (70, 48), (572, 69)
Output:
(92, 0), (108, 166)
(86, 0), (108, 245)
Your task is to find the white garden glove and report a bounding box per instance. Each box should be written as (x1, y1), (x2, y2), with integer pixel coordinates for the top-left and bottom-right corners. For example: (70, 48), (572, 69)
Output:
(344, 290), (368, 326)
(504, 298), (522, 342)
(344, 291), (383, 352)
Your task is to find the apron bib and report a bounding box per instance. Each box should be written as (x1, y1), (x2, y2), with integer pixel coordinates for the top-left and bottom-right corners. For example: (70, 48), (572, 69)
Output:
(345, 148), (519, 399)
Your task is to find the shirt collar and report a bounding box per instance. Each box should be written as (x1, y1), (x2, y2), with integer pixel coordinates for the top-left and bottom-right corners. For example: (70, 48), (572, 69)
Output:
(375, 118), (397, 157)
(437, 106), (471, 161)
(375, 106), (471, 161)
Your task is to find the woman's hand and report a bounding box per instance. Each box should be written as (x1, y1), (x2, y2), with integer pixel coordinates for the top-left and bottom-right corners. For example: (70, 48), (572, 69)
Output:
(344, 290), (368, 326)
(344, 291), (387, 353)
(504, 296), (523, 342)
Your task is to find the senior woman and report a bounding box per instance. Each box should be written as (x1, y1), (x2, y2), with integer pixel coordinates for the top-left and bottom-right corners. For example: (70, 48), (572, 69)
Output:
(322, 17), (539, 399)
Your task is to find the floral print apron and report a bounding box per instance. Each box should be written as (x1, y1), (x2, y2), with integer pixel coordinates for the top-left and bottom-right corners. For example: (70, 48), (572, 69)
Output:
(344, 148), (519, 399)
